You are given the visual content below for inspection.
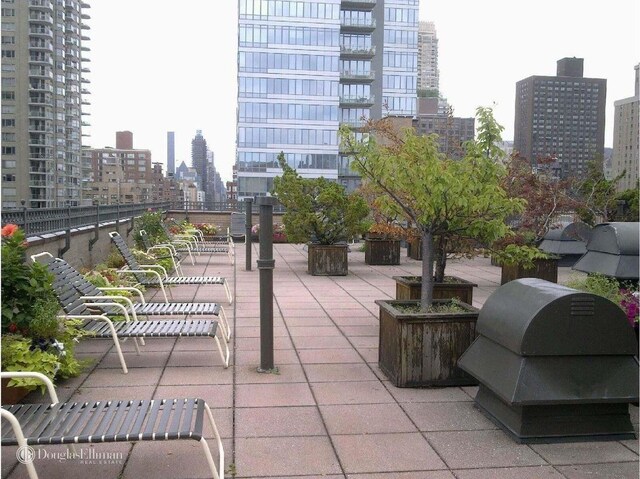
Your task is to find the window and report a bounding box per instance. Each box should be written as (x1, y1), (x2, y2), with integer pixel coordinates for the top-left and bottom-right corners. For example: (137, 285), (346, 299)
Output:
(1, 132), (15, 141)
(1, 118), (15, 127)
(2, 160), (16, 168)
(1, 91), (14, 100)
(1, 49), (14, 58)
(1, 35), (14, 44)
(2, 174), (15, 182)
(1, 22), (14, 31)
(1, 146), (16, 155)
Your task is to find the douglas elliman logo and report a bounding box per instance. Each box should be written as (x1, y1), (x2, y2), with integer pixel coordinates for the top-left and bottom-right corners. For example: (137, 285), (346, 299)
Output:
(16, 445), (124, 465)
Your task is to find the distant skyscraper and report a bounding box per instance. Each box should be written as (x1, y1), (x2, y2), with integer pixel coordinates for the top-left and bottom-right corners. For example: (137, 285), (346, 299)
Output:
(191, 130), (207, 192)
(414, 98), (474, 159)
(236, 0), (418, 197)
(1, 0), (91, 208)
(611, 64), (639, 191)
(167, 131), (175, 175)
(514, 58), (606, 178)
(417, 21), (438, 93)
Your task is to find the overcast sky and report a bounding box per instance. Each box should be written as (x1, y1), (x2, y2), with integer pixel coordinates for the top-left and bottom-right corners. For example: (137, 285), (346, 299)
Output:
(87, 0), (639, 183)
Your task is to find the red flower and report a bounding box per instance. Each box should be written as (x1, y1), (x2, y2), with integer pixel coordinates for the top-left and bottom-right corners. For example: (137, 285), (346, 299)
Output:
(1, 224), (18, 237)
(8, 323), (17, 333)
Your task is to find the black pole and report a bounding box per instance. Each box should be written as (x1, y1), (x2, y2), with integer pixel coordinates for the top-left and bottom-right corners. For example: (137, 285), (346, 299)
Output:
(244, 198), (253, 271)
(256, 196), (278, 373)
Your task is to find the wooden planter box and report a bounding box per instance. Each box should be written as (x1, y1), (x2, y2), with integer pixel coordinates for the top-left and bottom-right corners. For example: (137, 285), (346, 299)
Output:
(1, 378), (30, 406)
(365, 238), (400, 265)
(500, 258), (558, 285)
(308, 244), (348, 276)
(377, 299), (479, 387)
(393, 275), (477, 304)
(407, 238), (422, 260)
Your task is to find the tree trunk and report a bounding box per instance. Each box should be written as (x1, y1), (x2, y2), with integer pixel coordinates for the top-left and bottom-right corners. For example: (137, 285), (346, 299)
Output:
(434, 236), (447, 283)
(421, 231), (435, 310)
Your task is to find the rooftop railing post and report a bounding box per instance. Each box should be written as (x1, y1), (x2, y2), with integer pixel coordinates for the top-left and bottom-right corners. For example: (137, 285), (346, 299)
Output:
(21, 200), (28, 236)
(244, 198), (253, 271)
(256, 196), (278, 373)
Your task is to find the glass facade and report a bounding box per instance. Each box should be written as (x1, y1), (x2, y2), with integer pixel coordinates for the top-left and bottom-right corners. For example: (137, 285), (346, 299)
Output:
(237, 0), (341, 198)
(236, 0), (418, 197)
(382, 0), (417, 116)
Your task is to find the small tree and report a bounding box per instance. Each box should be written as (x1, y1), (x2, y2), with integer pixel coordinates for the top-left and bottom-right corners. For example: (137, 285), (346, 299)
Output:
(502, 153), (579, 242)
(340, 107), (525, 309)
(272, 152), (369, 245)
(576, 158), (625, 225)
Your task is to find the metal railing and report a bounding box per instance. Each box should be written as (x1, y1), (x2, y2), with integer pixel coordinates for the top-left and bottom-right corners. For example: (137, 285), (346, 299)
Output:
(1, 200), (284, 238)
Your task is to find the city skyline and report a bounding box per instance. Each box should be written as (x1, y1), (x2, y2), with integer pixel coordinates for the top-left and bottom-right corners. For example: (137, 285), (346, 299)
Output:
(86, 0), (639, 184)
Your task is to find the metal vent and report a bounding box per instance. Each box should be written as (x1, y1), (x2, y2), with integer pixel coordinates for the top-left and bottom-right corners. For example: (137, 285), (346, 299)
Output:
(571, 297), (595, 316)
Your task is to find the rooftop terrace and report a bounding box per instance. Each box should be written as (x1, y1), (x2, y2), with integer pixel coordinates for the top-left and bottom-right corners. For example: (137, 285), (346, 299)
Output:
(2, 243), (638, 478)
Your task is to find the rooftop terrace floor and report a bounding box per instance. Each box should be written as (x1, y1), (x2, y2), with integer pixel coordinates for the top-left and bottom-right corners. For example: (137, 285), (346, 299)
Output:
(2, 243), (638, 478)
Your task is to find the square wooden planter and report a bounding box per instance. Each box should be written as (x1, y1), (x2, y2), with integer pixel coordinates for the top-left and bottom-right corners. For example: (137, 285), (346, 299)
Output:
(308, 244), (348, 276)
(365, 238), (401, 265)
(1, 378), (30, 406)
(500, 258), (558, 285)
(407, 238), (422, 260)
(377, 299), (479, 387)
(393, 275), (477, 304)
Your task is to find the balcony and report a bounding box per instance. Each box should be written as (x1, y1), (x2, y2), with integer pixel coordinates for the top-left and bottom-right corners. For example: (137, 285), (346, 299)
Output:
(339, 95), (375, 107)
(341, 0), (376, 10)
(81, 23), (90, 29)
(29, 54), (53, 65)
(29, 39), (53, 50)
(340, 70), (375, 82)
(29, 26), (53, 37)
(29, 80), (53, 92)
(340, 18), (376, 33)
(28, 94), (52, 105)
(29, 0), (53, 10)
(28, 12), (53, 23)
(339, 45), (375, 59)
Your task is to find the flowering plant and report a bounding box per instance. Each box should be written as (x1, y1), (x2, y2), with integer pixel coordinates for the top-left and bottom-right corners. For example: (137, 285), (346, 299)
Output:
(620, 289), (639, 329)
(193, 223), (218, 235)
(1, 224), (90, 391)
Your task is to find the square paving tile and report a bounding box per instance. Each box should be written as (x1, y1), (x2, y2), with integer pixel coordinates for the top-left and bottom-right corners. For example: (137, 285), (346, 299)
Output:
(235, 436), (341, 477)
(320, 403), (417, 434)
(425, 430), (547, 469)
(530, 440), (639, 465)
(236, 383), (315, 407)
(235, 406), (326, 437)
(556, 461), (640, 479)
(332, 432), (446, 473)
(311, 380), (395, 405)
(122, 438), (230, 479)
(291, 335), (353, 349)
(402, 401), (497, 431)
(386, 384), (472, 403)
(159, 366), (233, 385)
(304, 363), (379, 382)
(80, 367), (163, 387)
(453, 466), (564, 478)
(298, 348), (364, 364)
(93, 351), (171, 369)
(345, 473), (455, 479)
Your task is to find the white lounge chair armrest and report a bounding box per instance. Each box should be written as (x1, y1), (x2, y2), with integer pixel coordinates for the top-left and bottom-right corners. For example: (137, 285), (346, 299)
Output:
(97, 286), (145, 303)
(0, 371), (59, 404)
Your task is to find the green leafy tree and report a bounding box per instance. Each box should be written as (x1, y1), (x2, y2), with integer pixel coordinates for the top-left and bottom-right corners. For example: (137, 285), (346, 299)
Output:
(340, 107), (525, 309)
(272, 152), (369, 245)
(575, 157), (624, 225)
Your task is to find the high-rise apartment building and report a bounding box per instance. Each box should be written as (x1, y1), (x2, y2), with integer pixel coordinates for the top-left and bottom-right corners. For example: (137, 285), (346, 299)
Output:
(514, 57), (606, 178)
(611, 64), (639, 191)
(414, 98), (474, 159)
(236, 0), (418, 198)
(83, 131), (154, 204)
(1, 0), (90, 209)
(191, 130), (207, 192)
(167, 131), (175, 176)
(417, 20), (438, 93)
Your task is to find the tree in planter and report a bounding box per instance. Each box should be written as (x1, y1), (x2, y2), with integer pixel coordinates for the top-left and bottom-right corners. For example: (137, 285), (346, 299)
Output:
(340, 107), (525, 308)
(272, 152), (368, 245)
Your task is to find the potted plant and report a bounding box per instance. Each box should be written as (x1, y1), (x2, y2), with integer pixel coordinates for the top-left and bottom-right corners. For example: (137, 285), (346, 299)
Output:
(491, 234), (558, 285)
(340, 107), (525, 387)
(1, 224), (89, 402)
(359, 184), (403, 265)
(272, 152), (369, 275)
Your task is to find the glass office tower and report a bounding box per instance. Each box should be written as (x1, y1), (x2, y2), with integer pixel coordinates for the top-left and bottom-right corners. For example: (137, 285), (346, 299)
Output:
(236, 0), (418, 198)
